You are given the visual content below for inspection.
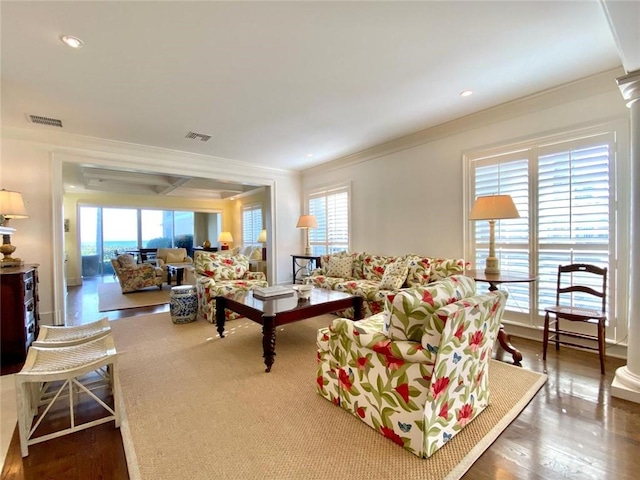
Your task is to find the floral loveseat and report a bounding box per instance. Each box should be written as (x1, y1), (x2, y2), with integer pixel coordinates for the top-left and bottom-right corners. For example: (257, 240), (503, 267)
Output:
(193, 251), (267, 323)
(316, 275), (507, 458)
(306, 251), (467, 318)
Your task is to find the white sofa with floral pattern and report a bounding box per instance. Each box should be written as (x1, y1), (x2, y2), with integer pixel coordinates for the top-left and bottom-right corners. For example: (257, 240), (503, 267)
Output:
(306, 252), (467, 318)
(193, 251), (268, 323)
(316, 275), (507, 458)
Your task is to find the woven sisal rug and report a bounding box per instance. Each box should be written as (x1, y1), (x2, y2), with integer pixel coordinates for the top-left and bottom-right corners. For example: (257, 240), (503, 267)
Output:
(110, 313), (547, 480)
(98, 283), (170, 312)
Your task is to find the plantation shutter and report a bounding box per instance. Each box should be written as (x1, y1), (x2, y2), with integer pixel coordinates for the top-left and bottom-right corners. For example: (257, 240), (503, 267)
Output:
(308, 185), (349, 254)
(242, 205), (262, 247)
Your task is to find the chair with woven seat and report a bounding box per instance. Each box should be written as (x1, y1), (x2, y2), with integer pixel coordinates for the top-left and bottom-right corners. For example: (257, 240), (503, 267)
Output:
(14, 334), (120, 456)
(543, 263), (608, 374)
(33, 317), (111, 347)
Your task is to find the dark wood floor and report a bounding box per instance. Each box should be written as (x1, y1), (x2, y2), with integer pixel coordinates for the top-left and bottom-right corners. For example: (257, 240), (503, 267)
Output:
(2, 277), (640, 479)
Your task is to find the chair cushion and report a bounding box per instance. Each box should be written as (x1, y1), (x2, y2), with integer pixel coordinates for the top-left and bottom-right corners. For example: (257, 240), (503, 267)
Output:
(117, 254), (136, 267)
(379, 258), (409, 290)
(165, 251), (185, 263)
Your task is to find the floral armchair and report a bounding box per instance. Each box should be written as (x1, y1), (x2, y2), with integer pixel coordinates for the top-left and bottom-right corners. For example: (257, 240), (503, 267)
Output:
(193, 251), (267, 323)
(110, 254), (164, 293)
(316, 275), (507, 458)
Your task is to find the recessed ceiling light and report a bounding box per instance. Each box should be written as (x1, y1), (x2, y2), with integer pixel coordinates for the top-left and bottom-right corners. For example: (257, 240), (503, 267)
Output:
(460, 90), (473, 97)
(306, 153), (314, 158)
(60, 35), (84, 49)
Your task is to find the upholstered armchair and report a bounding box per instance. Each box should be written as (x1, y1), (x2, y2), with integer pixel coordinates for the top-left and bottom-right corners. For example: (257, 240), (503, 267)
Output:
(111, 254), (163, 293)
(193, 251), (267, 323)
(317, 275), (507, 458)
(156, 248), (194, 282)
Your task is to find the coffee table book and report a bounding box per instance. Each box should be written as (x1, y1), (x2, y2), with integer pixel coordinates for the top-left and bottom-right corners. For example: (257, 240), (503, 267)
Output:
(253, 285), (295, 299)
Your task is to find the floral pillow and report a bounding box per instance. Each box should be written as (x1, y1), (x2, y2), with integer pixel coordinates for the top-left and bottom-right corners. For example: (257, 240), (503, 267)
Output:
(405, 255), (432, 287)
(379, 258), (409, 290)
(325, 255), (353, 278)
(117, 254), (136, 267)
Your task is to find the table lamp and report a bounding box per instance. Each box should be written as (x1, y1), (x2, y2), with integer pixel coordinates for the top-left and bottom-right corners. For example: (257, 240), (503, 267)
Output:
(218, 231), (233, 250)
(296, 215), (317, 256)
(257, 229), (267, 260)
(0, 189), (29, 266)
(469, 194), (519, 274)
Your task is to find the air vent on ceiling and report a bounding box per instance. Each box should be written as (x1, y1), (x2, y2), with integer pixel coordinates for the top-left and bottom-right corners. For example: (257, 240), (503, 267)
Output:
(27, 114), (63, 128)
(185, 131), (212, 142)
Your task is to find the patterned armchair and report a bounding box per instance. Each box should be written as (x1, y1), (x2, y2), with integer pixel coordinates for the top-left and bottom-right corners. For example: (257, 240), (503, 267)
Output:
(193, 251), (267, 323)
(316, 275), (507, 458)
(110, 254), (163, 293)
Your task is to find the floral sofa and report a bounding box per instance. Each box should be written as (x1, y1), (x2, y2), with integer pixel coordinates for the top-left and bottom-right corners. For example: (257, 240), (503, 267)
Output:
(193, 251), (268, 323)
(110, 254), (164, 293)
(316, 275), (507, 458)
(306, 251), (467, 318)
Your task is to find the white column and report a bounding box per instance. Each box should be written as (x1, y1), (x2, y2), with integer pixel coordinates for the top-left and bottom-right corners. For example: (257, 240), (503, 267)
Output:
(612, 70), (640, 403)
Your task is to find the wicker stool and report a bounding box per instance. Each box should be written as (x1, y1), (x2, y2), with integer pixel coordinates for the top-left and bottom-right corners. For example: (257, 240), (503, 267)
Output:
(33, 317), (111, 347)
(15, 335), (120, 457)
(170, 285), (198, 323)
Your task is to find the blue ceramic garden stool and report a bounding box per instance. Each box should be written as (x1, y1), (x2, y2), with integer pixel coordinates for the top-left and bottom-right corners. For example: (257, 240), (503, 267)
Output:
(170, 285), (198, 324)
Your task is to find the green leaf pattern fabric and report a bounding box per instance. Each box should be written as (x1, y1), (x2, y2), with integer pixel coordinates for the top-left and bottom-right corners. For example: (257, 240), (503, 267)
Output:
(316, 284), (507, 459)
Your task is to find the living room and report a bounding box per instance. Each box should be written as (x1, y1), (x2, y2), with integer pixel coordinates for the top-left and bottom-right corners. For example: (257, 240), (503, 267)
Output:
(1, 1), (639, 478)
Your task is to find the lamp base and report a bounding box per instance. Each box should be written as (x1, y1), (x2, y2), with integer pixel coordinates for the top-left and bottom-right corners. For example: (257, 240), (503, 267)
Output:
(303, 246), (312, 256)
(262, 246), (267, 261)
(221, 244), (229, 251)
(484, 256), (500, 275)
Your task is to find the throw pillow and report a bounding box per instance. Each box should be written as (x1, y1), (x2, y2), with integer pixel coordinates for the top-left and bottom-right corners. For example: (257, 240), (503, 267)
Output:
(165, 251), (185, 263)
(325, 255), (353, 278)
(250, 247), (262, 260)
(379, 258), (409, 290)
(117, 254), (136, 267)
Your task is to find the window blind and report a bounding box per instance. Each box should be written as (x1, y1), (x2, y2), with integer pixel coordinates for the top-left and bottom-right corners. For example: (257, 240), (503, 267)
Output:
(308, 185), (349, 255)
(242, 205), (263, 247)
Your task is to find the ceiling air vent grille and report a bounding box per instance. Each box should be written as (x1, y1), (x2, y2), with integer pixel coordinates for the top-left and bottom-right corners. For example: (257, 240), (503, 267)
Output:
(185, 131), (212, 142)
(27, 115), (63, 127)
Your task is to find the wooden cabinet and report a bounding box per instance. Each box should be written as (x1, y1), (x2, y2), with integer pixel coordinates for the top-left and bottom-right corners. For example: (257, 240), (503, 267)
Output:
(1, 265), (40, 368)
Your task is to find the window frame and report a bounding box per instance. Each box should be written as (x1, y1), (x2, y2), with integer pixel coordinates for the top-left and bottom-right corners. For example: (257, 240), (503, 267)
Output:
(463, 121), (630, 345)
(305, 182), (351, 255)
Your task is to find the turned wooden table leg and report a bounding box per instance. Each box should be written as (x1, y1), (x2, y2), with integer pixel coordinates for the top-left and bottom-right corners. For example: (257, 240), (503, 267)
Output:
(215, 297), (226, 338)
(497, 325), (523, 366)
(262, 315), (276, 373)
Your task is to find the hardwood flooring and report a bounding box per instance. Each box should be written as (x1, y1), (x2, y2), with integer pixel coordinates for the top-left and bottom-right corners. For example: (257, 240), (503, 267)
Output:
(2, 277), (639, 479)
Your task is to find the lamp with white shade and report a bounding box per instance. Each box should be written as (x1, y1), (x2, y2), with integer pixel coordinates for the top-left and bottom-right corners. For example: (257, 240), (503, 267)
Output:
(218, 231), (233, 250)
(0, 189), (29, 266)
(469, 194), (520, 275)
(257, 229), (267, 261)
(296, 215), (318, 256)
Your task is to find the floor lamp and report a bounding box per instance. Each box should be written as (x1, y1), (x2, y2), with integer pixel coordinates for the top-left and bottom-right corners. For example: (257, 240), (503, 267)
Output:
(296, 215), (317, 256)
(469, 194), (519, 275)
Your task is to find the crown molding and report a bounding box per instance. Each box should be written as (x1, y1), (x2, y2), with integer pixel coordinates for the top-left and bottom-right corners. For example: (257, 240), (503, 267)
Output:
(304, 68), (625, 176)
(1, 125), (294, 184)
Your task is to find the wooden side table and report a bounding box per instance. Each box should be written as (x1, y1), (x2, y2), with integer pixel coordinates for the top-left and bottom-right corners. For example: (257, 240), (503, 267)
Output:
(465, 269), (537, 366)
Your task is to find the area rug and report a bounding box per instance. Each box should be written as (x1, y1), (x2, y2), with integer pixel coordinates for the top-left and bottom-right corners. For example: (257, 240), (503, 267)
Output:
(110, 313), (547, 480)
(98, 283), (170, 312)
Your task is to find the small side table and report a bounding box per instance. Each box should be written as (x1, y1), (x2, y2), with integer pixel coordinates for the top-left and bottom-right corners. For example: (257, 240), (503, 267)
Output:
(465, 269), (537, 366)
(291, 254), (322, 284)
(166, 265), (185, 286)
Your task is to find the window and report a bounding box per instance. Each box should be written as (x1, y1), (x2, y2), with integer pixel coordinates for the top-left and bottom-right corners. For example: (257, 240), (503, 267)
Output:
(466, 131), (617, 334)
(307, 184), (350, 255)
(242, 204), (263, 247)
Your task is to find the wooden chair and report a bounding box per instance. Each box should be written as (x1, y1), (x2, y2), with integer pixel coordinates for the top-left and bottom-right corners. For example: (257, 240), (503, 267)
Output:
(543, 263), (608, 374)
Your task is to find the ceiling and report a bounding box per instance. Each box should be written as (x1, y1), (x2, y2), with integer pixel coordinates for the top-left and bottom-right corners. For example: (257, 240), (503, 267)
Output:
(1, 1), (636, 199)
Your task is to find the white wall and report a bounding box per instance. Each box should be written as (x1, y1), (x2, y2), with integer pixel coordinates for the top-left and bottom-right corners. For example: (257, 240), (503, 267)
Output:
(302, 68), (631, 348)
(0, 129), (301, 324)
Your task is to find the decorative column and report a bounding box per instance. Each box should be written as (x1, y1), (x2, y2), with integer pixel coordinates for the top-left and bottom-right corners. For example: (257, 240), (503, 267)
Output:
(612, 70), (640, 403)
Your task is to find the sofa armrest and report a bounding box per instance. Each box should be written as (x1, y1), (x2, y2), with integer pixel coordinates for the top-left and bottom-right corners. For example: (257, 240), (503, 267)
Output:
(243, 271), (266, 281)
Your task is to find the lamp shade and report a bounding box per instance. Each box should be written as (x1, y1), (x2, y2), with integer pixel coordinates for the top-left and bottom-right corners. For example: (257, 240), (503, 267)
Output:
(218, 231), (234, 243)
(257, 229), (267, 243)
(469, 195), (519, 221)
(0, 189), (28, 219)
(296, 215), (318, 229)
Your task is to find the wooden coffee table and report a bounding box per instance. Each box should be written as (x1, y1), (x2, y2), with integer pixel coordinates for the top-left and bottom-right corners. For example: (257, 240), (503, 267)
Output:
(215, 288), (363, 372)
